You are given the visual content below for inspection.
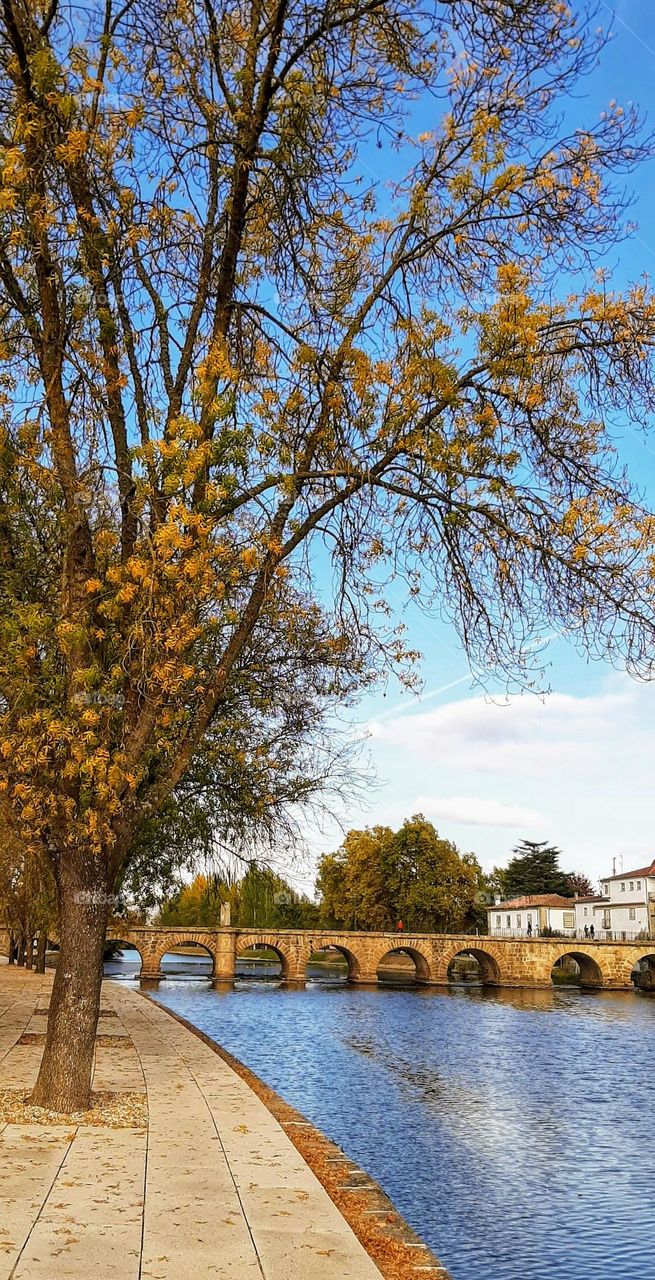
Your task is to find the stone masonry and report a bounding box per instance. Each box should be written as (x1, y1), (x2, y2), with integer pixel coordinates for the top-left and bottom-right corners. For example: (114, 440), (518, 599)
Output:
(2, 924), (653, 989)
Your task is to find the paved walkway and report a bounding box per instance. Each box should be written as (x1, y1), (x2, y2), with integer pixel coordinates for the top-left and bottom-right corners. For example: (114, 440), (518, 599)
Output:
(0, 969), (382, 1279)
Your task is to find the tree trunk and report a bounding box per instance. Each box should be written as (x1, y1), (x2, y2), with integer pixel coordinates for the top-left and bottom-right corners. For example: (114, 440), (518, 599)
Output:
(31, 852), (111, 1113)
(8, 933), (16, 964)
(35, 930), (47, 974)
(25, 933), (34, 970)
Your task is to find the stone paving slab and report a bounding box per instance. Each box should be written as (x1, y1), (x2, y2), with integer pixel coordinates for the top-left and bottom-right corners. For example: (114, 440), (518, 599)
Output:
(0, 1124), (73, 1277)
(0, 971), (383, 1279)
(13, 1126), (145, 1280)
(1, 1041), (44, 1091)
(91, 1042), (145, 1093)
(0, 985), (42, 1064)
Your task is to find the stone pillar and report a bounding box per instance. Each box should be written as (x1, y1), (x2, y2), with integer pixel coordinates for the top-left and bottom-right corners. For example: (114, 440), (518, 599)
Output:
(282, 939), (310, 985)
(138, 932), (165, 985)
(212, 930), (237, 983)
(282, 961), (307, 986)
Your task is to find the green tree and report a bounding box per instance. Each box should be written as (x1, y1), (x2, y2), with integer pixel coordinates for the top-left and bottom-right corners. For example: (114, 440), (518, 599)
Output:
(398, 819), (482, 933)
(500, 839), (573, 899)
(3, 0), (655, 1111)
(230, 863), (319, 928)
(315, 852), (348, 929)
(158, 864), (319, 929)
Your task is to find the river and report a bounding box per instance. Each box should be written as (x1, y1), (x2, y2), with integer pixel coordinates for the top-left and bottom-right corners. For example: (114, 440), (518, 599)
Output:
(107, 955), (655, 1280)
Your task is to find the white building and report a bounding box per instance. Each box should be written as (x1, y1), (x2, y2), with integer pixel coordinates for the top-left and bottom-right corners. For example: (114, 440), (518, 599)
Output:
(573, 895), (605, 935)
(488, 895), (579, 938)
(592, 859), (655, 940)
(487, 860), (655, 940)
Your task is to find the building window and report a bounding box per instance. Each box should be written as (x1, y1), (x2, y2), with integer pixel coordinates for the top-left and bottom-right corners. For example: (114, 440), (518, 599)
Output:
(506, 915), (511, 927)
(602, 884), (608, 895)
(603, 909), (611, 928)
(584, 907), (588, 916)
(621, 882), (626, 892)
(637, 881), (642, 891)
(496, 915), (501, 927)
(563, 911), (575, 929)
(630, 882), (634, 892)
(527, 913), (532, 924)
(629, 907), (636, 921)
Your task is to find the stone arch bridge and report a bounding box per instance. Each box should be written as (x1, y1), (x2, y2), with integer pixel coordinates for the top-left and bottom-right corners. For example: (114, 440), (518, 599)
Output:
(2, 926), (653, 990)
(99, 927), (655, 990)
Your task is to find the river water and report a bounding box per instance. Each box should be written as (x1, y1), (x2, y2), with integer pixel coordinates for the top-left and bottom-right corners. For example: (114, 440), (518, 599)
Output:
(108, 956), (655, 1280)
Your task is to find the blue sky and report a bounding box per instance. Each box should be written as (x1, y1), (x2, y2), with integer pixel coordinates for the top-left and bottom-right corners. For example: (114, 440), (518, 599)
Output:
(283, 1), (655, 897)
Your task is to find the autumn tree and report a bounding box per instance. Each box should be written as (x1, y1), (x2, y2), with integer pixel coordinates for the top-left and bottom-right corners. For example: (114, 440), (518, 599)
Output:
(317, 825), (401, 929)
(2, 1), (655, 1110)
(158, 866), (318, 928)
(316, 816), (481, 931)
(119, 600), (370, 910)
(157, 873), (225, 927)
(566, 870), (595, 898)
(0, 827), (55, 971)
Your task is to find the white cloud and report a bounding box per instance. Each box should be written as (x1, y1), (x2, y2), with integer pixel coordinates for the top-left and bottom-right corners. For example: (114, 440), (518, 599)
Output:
(296, 674), (655, 890)
(410, 794), (544, 829)
(350, 676), (655, 882)
(368, 687), (636, 778)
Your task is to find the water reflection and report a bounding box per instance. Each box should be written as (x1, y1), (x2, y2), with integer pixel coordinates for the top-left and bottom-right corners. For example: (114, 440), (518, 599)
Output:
(139, 973), (655, 1280)
(102, 949), (351, 982)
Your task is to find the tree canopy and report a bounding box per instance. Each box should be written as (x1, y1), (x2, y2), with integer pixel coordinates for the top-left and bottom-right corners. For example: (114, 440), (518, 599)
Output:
(3, 0), (655, 1109)
(498, 838), (574, 899)
(157, 866), (319, 929)
(0, 826), (55, 968)
(316, 815), (483, 932)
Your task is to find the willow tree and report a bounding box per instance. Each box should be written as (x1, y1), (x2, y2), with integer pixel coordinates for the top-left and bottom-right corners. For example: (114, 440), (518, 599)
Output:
(2, 0), (655, 1110)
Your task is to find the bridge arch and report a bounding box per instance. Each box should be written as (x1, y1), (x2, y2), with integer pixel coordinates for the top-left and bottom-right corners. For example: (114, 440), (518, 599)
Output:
(305, 943), (361, 981)
(236, 935), (291, 980)
(103, 937), (143, 976)
(376, 945), (432, 984)
(437, 942), (502, 986)
(629, 951), (655, 991)
(157, 937), (216, 978)
(445, 946), (501, 986)
(550, 949), (604, 989)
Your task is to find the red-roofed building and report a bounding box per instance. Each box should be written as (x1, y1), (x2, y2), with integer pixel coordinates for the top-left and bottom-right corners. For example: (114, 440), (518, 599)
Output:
(488, 863), (655, 940)
(488, 894), (579, 938)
